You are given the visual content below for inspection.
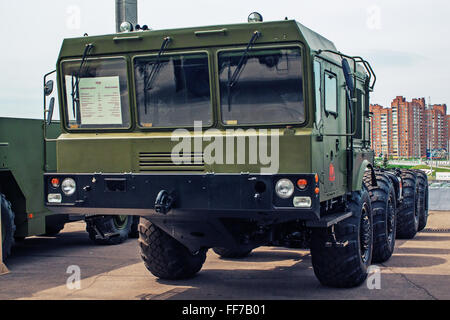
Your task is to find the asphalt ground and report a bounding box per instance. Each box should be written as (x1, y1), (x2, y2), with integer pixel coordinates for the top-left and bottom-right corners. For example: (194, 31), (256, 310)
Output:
(0, 211), (449, 300)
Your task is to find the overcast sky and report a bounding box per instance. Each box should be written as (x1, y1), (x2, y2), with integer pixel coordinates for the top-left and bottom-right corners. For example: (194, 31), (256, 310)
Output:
(0, 0), (449, 119)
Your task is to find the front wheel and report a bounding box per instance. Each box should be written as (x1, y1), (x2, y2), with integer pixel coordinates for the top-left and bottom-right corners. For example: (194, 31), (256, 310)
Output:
(310, 186), (373, 288)
(139, 217), (207, 280)
(1, 194), (16, 260)
(86, 215), (133, 245)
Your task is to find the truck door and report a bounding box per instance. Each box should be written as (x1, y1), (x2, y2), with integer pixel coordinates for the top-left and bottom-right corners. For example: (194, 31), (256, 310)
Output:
(321, 65), (345, 197)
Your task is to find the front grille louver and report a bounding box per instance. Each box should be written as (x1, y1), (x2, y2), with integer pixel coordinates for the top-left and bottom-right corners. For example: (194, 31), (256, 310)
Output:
(139, 152), (205, 172)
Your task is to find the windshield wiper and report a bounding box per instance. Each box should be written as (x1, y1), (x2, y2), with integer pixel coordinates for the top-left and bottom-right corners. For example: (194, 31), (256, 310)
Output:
(144, 37), (172, 91)
(141, 37), (172, 114)
(71, 43), (94, 118)
(227, 31), (261, 111)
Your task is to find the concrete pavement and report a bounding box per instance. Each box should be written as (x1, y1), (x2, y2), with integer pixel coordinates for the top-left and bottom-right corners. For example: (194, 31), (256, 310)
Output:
(0, 211), (449, 300)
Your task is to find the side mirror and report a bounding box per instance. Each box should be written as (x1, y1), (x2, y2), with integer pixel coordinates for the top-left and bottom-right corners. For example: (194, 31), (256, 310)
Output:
(47, 97), (55, 125)
(342, 59), (354, 97)
(44, 80), (54, 96)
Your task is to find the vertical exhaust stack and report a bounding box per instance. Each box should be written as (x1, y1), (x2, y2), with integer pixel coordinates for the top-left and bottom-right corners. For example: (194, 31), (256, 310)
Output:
(115, 0), (138, 33)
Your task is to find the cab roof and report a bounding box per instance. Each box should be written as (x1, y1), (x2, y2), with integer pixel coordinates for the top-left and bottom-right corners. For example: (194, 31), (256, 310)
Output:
(59, 20), (337, 59)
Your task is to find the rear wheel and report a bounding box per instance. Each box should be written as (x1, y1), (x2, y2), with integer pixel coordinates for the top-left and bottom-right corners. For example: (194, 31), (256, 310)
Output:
(396, 170), (419, 239)
(86, 215), (132, 245)
(1, 194), (15, 260)
(366, 173), (397, 263)
(213, 245), (254, 258)
(139, 217), (207, 280)
(414, 170), (429, 231)
(310, 186), (373, 288)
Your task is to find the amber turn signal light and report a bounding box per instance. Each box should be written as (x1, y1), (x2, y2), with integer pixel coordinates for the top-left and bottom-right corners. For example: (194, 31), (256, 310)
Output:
(315, 187), (320, 194)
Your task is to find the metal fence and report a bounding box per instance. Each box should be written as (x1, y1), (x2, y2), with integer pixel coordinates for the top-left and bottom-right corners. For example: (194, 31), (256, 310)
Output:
(429, 186), (450, 211)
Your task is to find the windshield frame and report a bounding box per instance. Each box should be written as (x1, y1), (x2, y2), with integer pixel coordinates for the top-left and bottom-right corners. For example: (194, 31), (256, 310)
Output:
(59, 55), (133, 132)
(131, 49), (215, 131)
(215, 43), (308, 128)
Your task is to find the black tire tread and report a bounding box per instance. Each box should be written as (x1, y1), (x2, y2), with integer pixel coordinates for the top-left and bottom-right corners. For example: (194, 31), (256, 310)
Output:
(414, 170), (429, 231)
(396, 170), (418, 239)
(86, 215), (132, 245)
(1, 193), (16, 259)
(138, 217), (206, 280)
(365, 173), (396, 263)
(310, 186), (373, 288)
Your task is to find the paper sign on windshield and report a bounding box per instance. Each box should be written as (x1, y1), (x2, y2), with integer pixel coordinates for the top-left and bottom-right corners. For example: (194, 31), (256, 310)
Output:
(65, 76), (123, 125)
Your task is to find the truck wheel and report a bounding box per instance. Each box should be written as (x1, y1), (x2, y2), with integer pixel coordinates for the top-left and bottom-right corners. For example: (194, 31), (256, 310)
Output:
(1, 194), (16, 260)
(366, 173), (397, 263)
(396, 171), (419, 239)
(213, 245), (254, 258)
(414, 170), (429, 231)
(128, 216), (140, 239)
(139, 217), (207, 280)
(86, 215), (132, 245)
(310, 186), (373, 288)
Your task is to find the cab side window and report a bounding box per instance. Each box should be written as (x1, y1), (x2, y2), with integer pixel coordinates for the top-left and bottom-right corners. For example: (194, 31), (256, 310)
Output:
(313, 60), (322, 124)
(324, 72), (337, 115)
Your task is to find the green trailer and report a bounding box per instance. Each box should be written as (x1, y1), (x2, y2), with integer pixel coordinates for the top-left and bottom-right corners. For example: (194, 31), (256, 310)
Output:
(0, 117), (66, 263)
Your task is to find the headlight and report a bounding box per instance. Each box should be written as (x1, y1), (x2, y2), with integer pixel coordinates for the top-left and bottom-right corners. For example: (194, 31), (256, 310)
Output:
(47, 193), (62, 203)
(119, 21), (133, 32)
(61, 178), (76, 196)
(293, 196), (312, 208)
(275, 179), (294, 199)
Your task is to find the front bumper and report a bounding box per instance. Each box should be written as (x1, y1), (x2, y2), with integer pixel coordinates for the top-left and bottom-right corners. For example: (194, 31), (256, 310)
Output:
(45, 173), (320, 217)
(45, 173), (321, 251)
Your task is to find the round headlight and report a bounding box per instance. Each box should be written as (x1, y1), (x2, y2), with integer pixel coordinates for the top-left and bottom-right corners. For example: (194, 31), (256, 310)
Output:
(61, 178), (76, 196)
(275, 179), (294, 199)
(120, 21), (133, 33)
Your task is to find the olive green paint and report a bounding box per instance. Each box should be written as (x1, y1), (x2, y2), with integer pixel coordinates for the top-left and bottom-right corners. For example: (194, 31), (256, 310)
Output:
(54, 19), (374, 203)
(0, 118), (60, 237)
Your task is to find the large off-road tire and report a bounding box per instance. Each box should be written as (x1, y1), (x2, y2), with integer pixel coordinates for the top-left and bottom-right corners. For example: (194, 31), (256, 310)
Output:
(365, 173), (397, 263)
(213, 245), (254, 258)
(396, 170), (419, 239)
(310, 186), (373, 288)
(138, 217), (207, 280)
(128, 216), (140, 239)
(86, 215), (133, 245)
(414, 170), (429, 231)
(1, 194), (16, 260)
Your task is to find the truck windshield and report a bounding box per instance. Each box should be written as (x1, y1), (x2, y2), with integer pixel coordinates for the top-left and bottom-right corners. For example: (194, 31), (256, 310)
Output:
(218, 47), (305, 125)
(134, 52), (212, 128)
(61, 57), (130, 129)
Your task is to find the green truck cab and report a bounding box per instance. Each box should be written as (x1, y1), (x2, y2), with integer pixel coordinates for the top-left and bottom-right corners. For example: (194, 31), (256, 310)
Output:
(44, 16), (428, 287)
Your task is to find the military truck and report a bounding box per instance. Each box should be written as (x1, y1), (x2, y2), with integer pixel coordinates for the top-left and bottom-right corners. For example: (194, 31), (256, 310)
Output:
(44, 14), (428, 287)
(0, 115), (67, 262)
